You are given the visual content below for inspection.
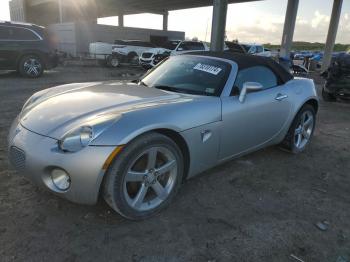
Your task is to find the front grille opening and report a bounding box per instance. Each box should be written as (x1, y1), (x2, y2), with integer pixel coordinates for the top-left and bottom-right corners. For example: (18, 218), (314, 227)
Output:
(9, 146), (26, 171)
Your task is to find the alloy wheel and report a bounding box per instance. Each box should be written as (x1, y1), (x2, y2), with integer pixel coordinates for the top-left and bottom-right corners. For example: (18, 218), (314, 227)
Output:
(123, 146), (178, 211)
(294, 110), (314, 150)
(110, 58), (119, 67)
(23, 58), (42, 77)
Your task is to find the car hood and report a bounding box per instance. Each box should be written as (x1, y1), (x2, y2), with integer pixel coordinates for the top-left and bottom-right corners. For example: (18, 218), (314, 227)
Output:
(20, 81), (216, 139)
(143, 48), (171, 55)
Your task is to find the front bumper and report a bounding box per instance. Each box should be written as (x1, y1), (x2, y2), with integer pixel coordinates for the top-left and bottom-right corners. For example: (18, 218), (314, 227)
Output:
(8, 118), (116, 205)
(139, 58), (155, 69)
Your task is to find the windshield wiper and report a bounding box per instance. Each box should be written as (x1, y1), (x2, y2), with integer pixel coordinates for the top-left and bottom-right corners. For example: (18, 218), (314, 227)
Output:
(153, 85), (208, 96)
(153, 85), (183, 93)
(138, 80), (148, 87)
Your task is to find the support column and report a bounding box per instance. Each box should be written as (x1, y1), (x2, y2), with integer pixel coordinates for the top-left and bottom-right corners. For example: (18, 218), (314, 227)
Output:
(58, 0), (63, 23)
(321, 0), (343, 71)
(280, 0), (299, 58)
(118, 14), (124, 27)
(163, 11), (168, 31)
(210, 0), (228, 52)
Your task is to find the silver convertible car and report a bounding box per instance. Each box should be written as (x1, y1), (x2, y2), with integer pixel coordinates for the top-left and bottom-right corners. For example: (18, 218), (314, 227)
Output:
(8, 52), (318, 220)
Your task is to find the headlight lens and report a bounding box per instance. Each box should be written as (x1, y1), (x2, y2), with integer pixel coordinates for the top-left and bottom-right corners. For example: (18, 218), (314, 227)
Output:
(59, 126), (93, 152)
(58, 114), (121, 153)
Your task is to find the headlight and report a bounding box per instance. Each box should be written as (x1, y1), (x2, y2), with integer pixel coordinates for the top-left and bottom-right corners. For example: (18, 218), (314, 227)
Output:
(58, 114), (121, 153)
(59, 126), (94, 152)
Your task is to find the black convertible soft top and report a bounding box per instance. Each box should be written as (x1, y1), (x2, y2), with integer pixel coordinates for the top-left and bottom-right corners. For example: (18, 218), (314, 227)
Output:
(187, 51), (294, 84)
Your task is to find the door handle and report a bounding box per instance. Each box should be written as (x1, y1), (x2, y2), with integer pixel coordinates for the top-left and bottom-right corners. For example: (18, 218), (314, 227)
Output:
(275, 93), (288, 101)
(201, 130), (212, 143)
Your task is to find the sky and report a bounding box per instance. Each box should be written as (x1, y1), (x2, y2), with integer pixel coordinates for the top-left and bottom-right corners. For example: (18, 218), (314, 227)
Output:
(1, 0), (350, 44)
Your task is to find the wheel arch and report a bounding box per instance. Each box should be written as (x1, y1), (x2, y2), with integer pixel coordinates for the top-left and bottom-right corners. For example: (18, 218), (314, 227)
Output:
(97, 128), (191, 201)
(304, 98), (319, 113)
(278, 97), (318, 146)
(153, 128), (190, 181)
(279, 98), (318, 153)
(292, 98), (318, 121)
(127, 51), (138, 58)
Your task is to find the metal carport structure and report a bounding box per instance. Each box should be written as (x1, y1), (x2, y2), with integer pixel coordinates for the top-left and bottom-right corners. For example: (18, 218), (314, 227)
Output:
(91, 0), (344, 70)
(31, 0), (345, 69)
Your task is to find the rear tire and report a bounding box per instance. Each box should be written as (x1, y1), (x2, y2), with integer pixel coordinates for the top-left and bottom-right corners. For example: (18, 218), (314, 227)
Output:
(127, 52), (139, 65)
(322, 88), (336, 102)
(280, 104), (316, 154)
(107, 55), (120, 68)
(103, 132), (184, 220)
(18, 55), (44, 78)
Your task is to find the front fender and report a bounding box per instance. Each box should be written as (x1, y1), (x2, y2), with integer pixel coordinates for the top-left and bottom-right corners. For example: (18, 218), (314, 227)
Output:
(91, 122), (181, 146)
(91, 97), (222, 146)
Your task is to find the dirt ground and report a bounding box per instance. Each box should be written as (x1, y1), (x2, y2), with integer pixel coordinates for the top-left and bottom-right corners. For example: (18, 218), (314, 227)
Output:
(0, 66), (349, 262)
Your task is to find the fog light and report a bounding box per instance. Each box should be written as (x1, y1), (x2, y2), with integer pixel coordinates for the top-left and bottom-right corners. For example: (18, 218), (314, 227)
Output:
(51, 169), (71, 191)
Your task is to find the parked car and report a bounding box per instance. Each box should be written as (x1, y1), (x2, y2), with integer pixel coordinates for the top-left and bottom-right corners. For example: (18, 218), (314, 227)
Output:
(139, 40), (209, 69)
(110, 40), (157, 67)
(293, 51), (313, 60)
(89, 40), (156, 67)
(241, 43), (272, 57)
(0, 21), (58, 78)
(225, 41), (246, 54)
(8, 52), (318, 220)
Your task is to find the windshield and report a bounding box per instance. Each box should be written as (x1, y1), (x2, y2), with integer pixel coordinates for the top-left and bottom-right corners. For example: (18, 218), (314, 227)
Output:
(242, 44), (251, 52)
(141, 56), (231, 96)
(159, 41), (181, 50)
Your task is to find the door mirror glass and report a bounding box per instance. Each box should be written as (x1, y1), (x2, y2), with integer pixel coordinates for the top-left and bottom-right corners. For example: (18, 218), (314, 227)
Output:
(239, 82), (263, 103)
(177, 47), (183, 51)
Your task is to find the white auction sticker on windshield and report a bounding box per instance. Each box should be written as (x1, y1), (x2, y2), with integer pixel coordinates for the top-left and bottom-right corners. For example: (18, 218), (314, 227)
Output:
(193, 63), (222, 75)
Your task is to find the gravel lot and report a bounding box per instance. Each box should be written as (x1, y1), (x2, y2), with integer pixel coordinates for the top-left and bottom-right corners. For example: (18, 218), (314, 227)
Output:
(0, 66), (349, 262)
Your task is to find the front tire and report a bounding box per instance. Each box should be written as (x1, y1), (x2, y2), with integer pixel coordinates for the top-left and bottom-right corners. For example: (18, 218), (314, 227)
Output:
(280, 104), (316, 154)
(18, 55), (44, 78)
(103, 132), (184, 220)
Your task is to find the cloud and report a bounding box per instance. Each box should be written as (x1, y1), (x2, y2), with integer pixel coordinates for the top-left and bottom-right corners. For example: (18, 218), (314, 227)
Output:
(224, 10), (350, 44)
(311, 11), (330, 28)
(224, 6), (285, 43)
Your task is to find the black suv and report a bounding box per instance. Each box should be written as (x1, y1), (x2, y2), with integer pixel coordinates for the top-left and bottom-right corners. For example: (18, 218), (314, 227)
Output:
(0, 21), (58, 78)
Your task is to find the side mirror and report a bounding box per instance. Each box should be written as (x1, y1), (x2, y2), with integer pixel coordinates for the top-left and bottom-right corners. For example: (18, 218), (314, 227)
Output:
(177, 47), (184, 51)
(239, 82), (263, 103)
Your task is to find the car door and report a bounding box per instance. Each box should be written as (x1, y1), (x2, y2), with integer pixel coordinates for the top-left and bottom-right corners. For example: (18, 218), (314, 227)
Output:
(219, 66), (292, 160)
(0, 25), (17, 69)
(0, 26), (41, 70)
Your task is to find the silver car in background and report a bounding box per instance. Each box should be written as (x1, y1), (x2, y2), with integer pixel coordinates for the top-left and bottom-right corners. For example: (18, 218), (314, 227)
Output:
(8, 52), (318, 220)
